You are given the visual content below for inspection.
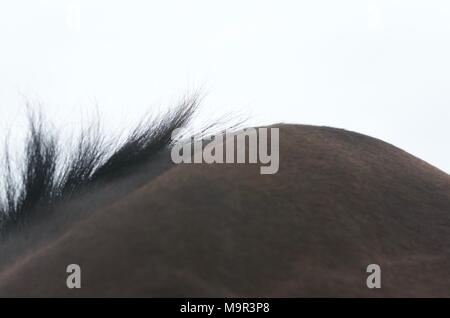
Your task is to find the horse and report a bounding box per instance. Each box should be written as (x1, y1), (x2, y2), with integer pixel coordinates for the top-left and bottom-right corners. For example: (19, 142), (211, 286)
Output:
(1, 97), (450, 297)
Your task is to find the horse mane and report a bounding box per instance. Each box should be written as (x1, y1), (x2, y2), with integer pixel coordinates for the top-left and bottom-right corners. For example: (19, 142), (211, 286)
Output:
(0, 96), (200, 237)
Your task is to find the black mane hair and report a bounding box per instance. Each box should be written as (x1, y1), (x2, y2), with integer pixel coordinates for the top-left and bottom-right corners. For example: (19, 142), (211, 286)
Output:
(0, 96), (200, 237)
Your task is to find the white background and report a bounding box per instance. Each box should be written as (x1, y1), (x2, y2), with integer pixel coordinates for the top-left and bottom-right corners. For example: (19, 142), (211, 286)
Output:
(0, 0), (449, 172)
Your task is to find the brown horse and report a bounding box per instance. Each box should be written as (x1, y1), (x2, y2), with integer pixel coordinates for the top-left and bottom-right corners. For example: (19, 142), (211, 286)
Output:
(1, 100), (450, 297)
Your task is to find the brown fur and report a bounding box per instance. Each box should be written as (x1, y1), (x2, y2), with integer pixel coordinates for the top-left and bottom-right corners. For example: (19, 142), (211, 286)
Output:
(0, 124), (449, 297)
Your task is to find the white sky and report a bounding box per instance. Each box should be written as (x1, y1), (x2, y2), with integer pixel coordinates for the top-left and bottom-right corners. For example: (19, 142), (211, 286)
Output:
(0, 0), (449, 173)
